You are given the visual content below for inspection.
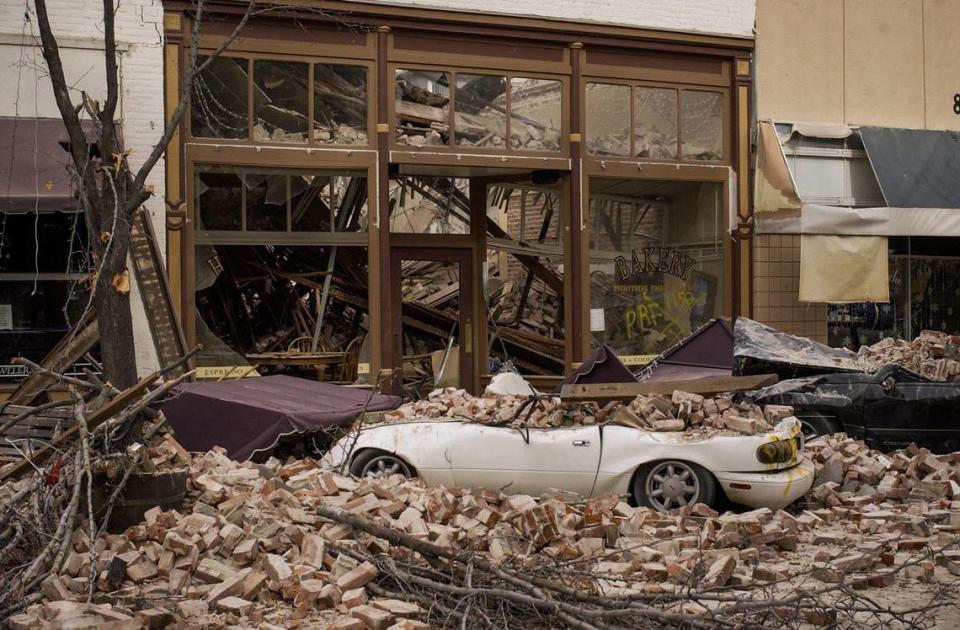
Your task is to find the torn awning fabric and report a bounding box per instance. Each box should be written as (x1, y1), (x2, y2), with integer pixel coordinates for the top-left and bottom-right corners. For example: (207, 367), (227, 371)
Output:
(0, 117), (92, 214)
(161, 375), (401, 461)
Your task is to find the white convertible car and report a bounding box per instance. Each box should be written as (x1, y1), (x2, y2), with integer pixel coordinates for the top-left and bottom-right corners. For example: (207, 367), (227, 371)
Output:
(322, 416), (814, 512)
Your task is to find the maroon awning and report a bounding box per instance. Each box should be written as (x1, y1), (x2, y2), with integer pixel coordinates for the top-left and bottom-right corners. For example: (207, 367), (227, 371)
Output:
(162, 375), (402, 461)
(0, 117), (85, 214)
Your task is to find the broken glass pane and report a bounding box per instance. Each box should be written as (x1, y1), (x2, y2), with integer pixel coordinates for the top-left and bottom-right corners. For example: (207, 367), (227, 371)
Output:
(191, 56), (249, 139)
(196, 170), (243, 231)
(635, 87), (678, 159)
(585, 83), (630, 156)
(245, 174), (289, 231)
(509, 77), (561, 152)
(290, 174), (368, 233)
(390, 177), (469, 234)
(313, 64), (368, 145)
(395, 69), (450, 146)
(253, 60), (309, 144)
(681, 90), (723, 161)
(454, 74), (507, 149)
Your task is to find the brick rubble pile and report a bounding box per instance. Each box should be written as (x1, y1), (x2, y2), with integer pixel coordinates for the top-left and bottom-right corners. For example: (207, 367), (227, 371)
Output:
(383, 388), (795, 436)
(857, 330), (960, 381)
(7, 434), (960, 629)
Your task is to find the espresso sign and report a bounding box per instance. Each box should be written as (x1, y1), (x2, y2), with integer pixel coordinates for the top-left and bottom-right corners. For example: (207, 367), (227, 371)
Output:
(614, 247), (697, 285)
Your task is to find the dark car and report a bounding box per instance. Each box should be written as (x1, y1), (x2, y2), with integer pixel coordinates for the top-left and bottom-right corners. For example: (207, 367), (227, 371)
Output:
(741, 365), (960, 453)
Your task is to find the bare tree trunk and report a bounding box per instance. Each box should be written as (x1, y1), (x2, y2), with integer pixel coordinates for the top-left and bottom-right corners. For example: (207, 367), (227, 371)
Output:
(30, 0), (260, 386)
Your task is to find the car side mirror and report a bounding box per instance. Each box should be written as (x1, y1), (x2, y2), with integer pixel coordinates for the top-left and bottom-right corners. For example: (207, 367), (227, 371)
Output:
(882, 376), (896, 394)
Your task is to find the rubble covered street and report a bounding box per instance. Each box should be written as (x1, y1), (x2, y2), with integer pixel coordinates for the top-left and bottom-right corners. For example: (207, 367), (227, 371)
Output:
(2, 369), (960, 629)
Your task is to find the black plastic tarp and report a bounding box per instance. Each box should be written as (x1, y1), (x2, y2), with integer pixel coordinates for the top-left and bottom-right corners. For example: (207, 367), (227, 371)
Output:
(860, 127), (960, 208)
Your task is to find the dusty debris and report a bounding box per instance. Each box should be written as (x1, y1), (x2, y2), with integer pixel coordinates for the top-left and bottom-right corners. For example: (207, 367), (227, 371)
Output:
(4, 431), (960, 628)
(380, 385), (781, 436)
(857, 330), (960, 381)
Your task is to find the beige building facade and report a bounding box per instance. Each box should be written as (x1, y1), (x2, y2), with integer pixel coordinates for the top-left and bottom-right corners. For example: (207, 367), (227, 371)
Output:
(752, 0), (960, 345)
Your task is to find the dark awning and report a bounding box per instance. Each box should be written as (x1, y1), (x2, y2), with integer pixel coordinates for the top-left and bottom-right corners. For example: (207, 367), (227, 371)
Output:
(161, 375), (401, 461)
(860, 126), (960, 208)
(640, 318), (735, 382)
(0, 117), (85, 214)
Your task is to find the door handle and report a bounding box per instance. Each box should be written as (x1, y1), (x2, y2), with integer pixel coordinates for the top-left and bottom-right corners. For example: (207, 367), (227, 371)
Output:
(572, 440), (590, 447)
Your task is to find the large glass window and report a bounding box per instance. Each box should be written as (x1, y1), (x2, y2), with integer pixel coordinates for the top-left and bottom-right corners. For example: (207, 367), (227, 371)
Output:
(313, 64), (368, 145)
(193, 166), (371, 377)
(509, 77), (562, 152)
(191, 56), (250, 140)
(585, 83), (630, 156)
(195, 166), (368, 237)
(395, 69), (451, 147)
(680, 90), (723, 161)
(394, 70), (562, 153)
(485, 185), (565, 375)
(455, 74), (508, 149)
(827, 237), (960, 348)
(589, 179), (724, 362)
(191, 55), (370, 146)
(0, 211), (92, 376)
(584, 83), (722, 162)
(634, 87), (678, 159)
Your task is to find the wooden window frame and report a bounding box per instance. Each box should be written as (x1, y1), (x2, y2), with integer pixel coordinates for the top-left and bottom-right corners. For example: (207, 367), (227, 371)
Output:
(186, 50), (376, 149)
(582, 77), (730, 166)
(389, 62), (570, 158)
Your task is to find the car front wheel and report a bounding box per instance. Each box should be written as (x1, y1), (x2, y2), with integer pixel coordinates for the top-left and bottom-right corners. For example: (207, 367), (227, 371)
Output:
(795, 411), (842, 442)
(633, 460), (717, 512)
(349, 449), (414, 479)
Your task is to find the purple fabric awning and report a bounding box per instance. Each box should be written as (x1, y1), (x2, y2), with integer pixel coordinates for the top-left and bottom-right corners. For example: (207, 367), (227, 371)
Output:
(162, 375), (401, 461)
(0, 117), (92, 214)
(640, 319), (735, 382)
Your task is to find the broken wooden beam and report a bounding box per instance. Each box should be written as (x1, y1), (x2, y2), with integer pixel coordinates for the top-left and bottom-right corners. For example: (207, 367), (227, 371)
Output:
(559, 373), (779, 402)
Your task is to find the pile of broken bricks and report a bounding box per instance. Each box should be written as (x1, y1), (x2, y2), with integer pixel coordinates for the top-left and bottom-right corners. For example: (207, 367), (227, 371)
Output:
(382, 387), (794, 436)
(857, 329), (960, 382)
(7, 434), (960, 629)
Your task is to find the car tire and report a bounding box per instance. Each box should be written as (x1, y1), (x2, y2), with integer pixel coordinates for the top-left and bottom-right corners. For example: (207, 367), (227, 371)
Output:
(349, 449), (414, 479)
(632, 460), (717, 512)
(796, 412), (842, 442)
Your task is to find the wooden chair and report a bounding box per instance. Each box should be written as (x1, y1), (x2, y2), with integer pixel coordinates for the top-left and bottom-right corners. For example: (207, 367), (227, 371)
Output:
(335, 335), (364, 383)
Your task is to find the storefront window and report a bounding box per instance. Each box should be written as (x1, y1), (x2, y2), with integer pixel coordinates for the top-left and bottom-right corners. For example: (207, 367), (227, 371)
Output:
(634, 87), (677, 159)
(509, 77), (562, 152)
(191, 55), (370, 146)
(485, 185), (565, 375)
(196, 167), (368, 236)
(680, 90), (722, 161)
(455, 74), (507, 148)
(0, 211), (91, 375)
(253, 60), (309, 143)
(585, 83), (630, 156)
(191, 56), (250, 140)
(195, 244), (370, 374)
(828, 237), (960, 348)
(395, 69), (451, 146)
(313, 64), (368, 145)
(589, 179), (724, 362)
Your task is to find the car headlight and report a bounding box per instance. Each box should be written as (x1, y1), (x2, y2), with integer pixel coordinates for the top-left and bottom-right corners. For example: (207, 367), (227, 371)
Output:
(756, 437), (801, 464)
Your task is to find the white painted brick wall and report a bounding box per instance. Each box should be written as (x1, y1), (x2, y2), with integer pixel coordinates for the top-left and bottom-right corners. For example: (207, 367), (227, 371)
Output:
(352, 0), (756, 38)
(0, 1), (166, 375)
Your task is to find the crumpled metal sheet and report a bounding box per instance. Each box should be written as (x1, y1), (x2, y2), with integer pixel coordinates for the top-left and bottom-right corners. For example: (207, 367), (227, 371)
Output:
(733, 318), (862, 379)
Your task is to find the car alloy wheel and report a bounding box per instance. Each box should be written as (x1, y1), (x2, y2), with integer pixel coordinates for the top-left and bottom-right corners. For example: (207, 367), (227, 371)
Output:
(357, 454), (410, 479)
(644, 461), (701, 511)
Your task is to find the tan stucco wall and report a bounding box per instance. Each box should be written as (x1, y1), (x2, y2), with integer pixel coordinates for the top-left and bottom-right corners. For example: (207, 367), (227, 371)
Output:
(757, 0), (960, 132)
